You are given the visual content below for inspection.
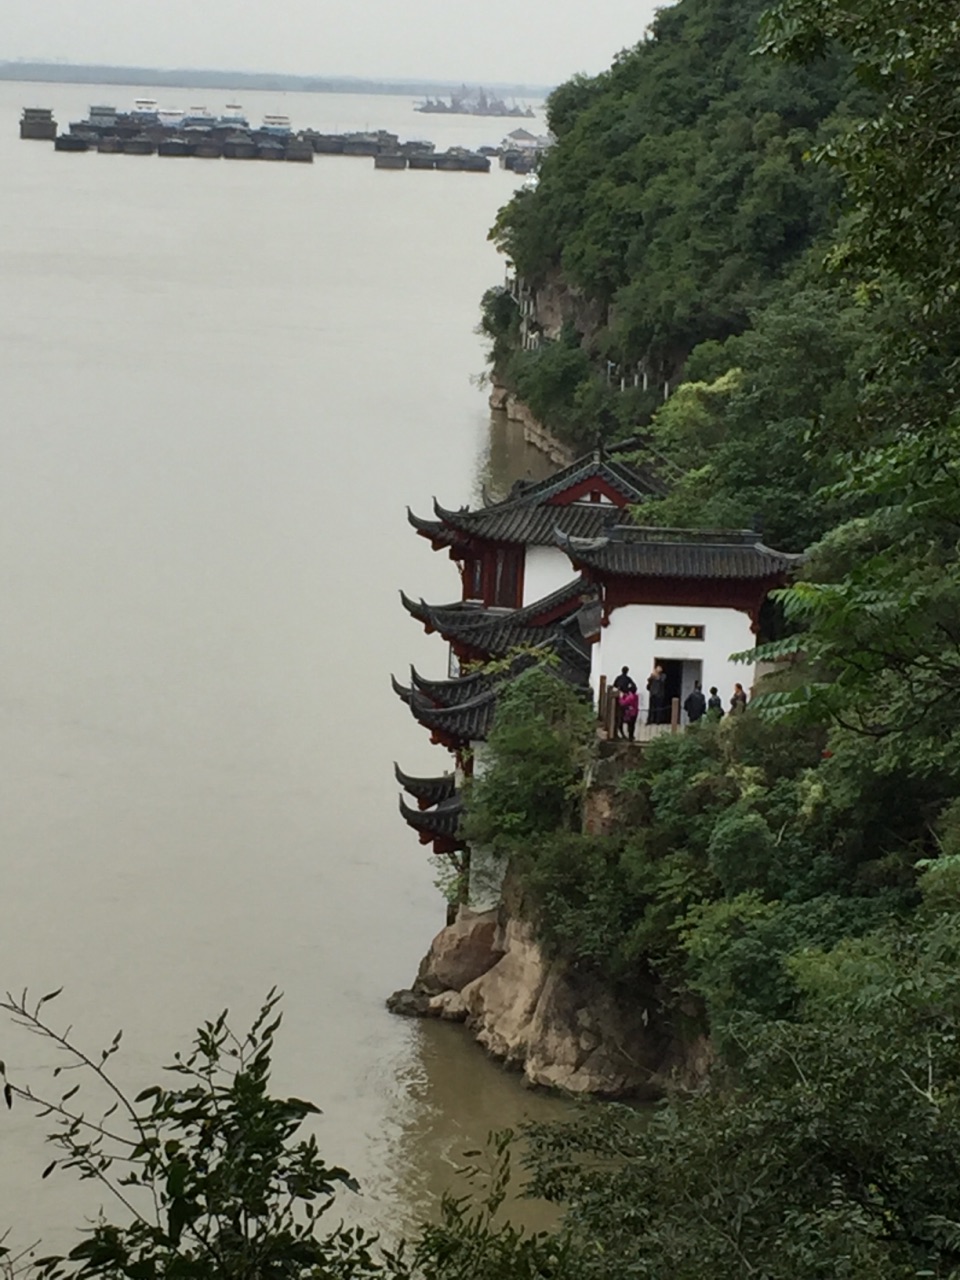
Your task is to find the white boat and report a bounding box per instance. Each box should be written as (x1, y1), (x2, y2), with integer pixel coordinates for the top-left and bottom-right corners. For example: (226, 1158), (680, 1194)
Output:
(89, 104), (117, 123)
(182, 106), (214, 127)
(261, 114), (292, 135)
(131, 98), (159, 120)
(157, 107), (185, 129)
(220, 103), (249, 127)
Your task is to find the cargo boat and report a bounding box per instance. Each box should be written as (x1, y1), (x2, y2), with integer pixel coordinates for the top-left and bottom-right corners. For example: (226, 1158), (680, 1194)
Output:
(20, 108), (57, 140)
(257, 137), (286, 160)
(284, 138), (314, 163)
(223, 132), (256, 159)
(122, 135), (156, 155)
(158, 137), (191, 157)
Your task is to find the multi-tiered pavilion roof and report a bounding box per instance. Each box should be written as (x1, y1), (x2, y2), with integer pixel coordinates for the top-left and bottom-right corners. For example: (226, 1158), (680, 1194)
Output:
(396, 444), (800, 858)
(407, 447), (666, 555)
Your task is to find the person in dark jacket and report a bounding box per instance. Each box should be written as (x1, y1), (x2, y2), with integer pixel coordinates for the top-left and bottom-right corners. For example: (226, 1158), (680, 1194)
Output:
(684, 681), (707, 724)
(646, 665), (668, 725)
(706, 686), (724, 720)
(730, 683), (748, 714)
(612, 666), (637, 694)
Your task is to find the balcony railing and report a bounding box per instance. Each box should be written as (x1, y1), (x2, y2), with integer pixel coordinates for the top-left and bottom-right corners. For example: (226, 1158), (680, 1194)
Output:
(597, 677), (685, 744)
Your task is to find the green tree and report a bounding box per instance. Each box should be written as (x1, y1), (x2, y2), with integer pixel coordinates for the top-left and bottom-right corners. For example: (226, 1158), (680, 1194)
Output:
(0, 991), (403, 1280)
(463, 666), (595, 859)
(639, 273), (888, 549)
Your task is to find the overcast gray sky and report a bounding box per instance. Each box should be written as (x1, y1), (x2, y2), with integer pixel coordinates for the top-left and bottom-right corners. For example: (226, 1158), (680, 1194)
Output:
(1, 0), (664, 85)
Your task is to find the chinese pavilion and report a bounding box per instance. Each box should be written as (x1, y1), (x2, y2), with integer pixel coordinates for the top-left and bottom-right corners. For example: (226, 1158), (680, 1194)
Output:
(395, 444), (800, 902)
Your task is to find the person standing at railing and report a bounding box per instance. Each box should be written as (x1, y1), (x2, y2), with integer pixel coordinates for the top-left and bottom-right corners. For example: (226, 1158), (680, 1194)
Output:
(706, 687), (725, 720)
(619, 687), (639, 741)
(646, 665), (668, 725)
(730, 683), (748, 714)
(684, 681), (706, 724)
(612, 666), (637, 738)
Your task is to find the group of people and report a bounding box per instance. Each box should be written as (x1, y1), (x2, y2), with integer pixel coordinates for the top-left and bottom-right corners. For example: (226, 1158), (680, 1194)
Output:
(611, 666), (748, 740)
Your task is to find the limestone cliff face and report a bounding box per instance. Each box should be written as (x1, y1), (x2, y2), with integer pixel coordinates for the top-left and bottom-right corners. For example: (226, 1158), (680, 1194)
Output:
(461, 917), (667, 1097)
(531, 268), (608, 345)
(389, 903), (710, 1099)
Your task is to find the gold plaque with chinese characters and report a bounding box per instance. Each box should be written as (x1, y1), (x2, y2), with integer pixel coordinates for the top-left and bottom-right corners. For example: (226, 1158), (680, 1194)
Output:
(655, 623), (705, 640)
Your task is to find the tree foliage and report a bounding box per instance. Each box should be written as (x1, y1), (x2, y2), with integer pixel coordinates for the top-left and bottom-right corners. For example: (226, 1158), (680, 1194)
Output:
(485, 0), (872, 448)
(463, 666), (595, 859)
(0, 990), (399, 1280)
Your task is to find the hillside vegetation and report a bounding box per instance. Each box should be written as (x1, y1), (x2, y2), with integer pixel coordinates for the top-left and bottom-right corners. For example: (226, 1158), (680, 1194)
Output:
(457, 0), (960, 1274)
(481, 0), (896, 555)
(7, 0), (960, 1276)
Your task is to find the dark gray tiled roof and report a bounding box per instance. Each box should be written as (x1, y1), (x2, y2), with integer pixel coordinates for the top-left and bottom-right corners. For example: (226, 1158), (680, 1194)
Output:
(408, 687), (499, 742)
(399, 575), (596, 651)
(399, 793), (465, 845)
(394, 628), (590, 726)
(407, 449), (666, 549)
(556, 526), (803, 580)
(406, 507), (457, 545)
(505, 454), (666, 505)
(394, 764), (457, 807)
(432, 499), (627, 546)
(410, 666), (495, 707)
(391, 673), (414, 705)
(395, 627), (591, 745)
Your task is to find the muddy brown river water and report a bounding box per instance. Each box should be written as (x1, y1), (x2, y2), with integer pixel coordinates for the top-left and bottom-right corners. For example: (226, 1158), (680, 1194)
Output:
(0, 80), (570, 1250)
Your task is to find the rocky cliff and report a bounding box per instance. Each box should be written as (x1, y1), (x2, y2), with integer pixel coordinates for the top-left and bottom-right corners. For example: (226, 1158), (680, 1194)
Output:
(388, 899), (710, 1099)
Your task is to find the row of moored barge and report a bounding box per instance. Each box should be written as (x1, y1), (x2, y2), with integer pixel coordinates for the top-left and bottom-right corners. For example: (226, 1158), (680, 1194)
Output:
(23, 103), (539, 174)
(54, 131), (315, 160)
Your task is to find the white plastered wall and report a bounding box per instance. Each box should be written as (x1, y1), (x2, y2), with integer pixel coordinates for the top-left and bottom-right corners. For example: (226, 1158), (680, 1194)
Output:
(522, 545), (577, 606)
(594, 603), (757, 716)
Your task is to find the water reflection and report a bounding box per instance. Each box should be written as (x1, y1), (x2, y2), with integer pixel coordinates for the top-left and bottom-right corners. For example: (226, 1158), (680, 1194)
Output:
(377, 1019), (573, 1239)
(472, 408), (557, 506)
(0, 78), (573, 1252)
(378, 406), (569, 1238)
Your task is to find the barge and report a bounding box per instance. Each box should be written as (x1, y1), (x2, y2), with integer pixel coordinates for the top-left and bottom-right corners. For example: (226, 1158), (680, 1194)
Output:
(284, 138), (314, 163)
(122, 135), (156, 155)
(20, 108), (57, 140)
(29, 99), (525, 174)
(222, 132), (257, 159)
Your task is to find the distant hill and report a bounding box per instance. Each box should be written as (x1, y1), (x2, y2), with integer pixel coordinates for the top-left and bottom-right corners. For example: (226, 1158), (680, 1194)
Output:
(0, 61), (551, 100)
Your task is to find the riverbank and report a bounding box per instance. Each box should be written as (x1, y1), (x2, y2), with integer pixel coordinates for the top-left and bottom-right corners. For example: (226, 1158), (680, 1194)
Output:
(488, 380), (575, 467)
(390, 900), (711, 1098)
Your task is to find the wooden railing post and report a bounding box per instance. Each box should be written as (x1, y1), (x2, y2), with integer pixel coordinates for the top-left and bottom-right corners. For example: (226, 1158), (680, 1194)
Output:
(598, 675), (607, 726)
(670, 697), (680, 733)
(606, 688), (618, 739)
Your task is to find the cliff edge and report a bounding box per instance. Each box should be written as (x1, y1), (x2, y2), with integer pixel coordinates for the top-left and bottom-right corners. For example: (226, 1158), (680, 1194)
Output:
(388, 902), (710, 1099)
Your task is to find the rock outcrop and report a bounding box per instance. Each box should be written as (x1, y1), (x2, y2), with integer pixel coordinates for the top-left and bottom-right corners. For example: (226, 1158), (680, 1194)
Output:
(413, 908), (504, 994)
(389, 901), (706, 1099)
(532, 267), (607, 346)
(460, 918), (667, 1098)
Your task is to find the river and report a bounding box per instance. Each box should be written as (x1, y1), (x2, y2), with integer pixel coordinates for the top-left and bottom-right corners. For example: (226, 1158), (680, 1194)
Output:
(0, 80), (567, 1251)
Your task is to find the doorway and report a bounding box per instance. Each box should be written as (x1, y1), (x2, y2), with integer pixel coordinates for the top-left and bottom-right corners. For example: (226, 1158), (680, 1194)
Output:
(655, 658), (703, 722)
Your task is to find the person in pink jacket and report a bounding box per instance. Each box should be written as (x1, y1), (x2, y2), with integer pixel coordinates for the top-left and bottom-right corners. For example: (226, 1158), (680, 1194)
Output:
(619, 688), (640, 741)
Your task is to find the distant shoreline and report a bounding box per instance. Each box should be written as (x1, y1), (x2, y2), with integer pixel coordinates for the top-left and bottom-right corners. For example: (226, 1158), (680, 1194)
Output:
(0, 62), (552, 100)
